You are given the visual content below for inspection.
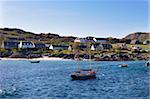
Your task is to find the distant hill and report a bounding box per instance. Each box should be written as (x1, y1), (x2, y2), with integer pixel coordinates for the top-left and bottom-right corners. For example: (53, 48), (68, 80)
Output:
(0, 28), (76, 44)
(0, 28), (150, 44)
(123, 32), (150, 41)
(0, 28), (37, 40)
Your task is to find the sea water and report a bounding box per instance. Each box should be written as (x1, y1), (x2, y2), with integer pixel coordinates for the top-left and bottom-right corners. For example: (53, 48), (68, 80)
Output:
(0, 60), (149, 99)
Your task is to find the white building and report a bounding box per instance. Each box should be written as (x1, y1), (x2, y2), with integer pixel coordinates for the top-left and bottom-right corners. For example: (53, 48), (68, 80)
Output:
(49, 44), (53, 50)
(18, 41), (35, 49)
(49, 44), (69, 50)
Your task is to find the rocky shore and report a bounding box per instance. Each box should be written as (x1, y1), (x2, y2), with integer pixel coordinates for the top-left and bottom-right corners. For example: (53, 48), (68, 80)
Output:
(0, 52), (149, 61)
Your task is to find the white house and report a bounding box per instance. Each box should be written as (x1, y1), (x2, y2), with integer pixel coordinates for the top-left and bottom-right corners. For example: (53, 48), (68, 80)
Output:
(68, 45), (72, 51)
(74, 38), (81, 43)
(91, 44), (95, 51)
(91, 43), (112, 51)
(18, 41), (35, 49)
(49, 44), (53, 50)
(143, 40), (150, 45)
(74, 37), (96, 43)
(49, 44), (69, 50)
(1, 41), (19, 49)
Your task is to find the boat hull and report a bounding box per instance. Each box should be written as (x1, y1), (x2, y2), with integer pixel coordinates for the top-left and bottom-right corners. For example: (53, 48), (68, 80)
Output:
(145, 61), (150, 66)
(30, 61), (40, 63)
(119, 64), (128, 67)
(71, 69), (96, 80)
(71, 74), (96, 80)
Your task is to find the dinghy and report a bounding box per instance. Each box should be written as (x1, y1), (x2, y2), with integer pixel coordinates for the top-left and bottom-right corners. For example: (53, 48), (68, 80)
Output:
(30, 60), (40, 63)
(119, 64), (128, 67)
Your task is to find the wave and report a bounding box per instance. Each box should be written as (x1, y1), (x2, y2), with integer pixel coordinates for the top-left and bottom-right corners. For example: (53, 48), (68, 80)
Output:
(0, 87), (17, 98)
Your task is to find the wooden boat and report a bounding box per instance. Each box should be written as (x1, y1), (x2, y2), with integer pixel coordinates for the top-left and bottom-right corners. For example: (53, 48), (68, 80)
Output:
(145, 61), (150, 66)
(71, 42), (96, 80)
(71, 69), (96, 80)
(30, 60), (40, 63)
(119, 64), (128, 67)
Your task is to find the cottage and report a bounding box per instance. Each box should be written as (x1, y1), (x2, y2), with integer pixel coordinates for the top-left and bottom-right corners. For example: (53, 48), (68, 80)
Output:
(85, 37), (96, 42)
(68, 45), (72, 51)
(74, 37), (96, 43)
(18, 41), (35, 49)
(101, 43), (113, 50)
(91, 44), (103, 51)
(49, 45), (69, 50)
(45, 44), (50, 48)
(34, 42), (46, 49)
(71, 44), (87, 51)
(1, 41), (19, 49)
(143, 40), (150, 45)
(74, 38), (81, 43)
(49, 44), (53, 50)
(91, 43), (112, 51)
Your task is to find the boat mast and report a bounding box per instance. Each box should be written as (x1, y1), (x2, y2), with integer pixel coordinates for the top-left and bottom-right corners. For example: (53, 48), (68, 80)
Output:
(74, 42), (80, 71)
(76, 50), (80, 71)
(89, 42), (92, 69)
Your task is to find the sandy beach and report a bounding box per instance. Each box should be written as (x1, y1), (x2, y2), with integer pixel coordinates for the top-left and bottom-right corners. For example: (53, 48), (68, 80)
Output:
(0, 57), (71, 61)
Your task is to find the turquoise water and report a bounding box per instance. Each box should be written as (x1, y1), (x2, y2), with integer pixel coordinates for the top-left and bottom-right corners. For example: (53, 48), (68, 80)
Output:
(0, 60), (149, 99)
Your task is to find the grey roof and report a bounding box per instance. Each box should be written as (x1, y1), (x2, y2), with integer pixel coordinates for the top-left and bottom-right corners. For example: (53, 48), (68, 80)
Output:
(2, 41), (19, 49)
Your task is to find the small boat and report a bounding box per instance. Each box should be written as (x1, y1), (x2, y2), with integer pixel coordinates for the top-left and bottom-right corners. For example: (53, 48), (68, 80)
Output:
(30, 60), (40, 63)
(119, 64), (128, 67)
(71, 69), (96, 80)
(145, 61), (150, 66)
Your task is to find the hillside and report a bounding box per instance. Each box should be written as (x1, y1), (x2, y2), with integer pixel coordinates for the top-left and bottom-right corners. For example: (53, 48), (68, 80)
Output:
(0, 28), (76, 44)
(1, 28), (150, 44)
(123, 32), (150, 41)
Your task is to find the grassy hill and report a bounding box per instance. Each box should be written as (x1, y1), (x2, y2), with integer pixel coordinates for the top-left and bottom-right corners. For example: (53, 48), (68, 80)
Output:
(123, 32), (150, 41)
(0, 28), (76, 44)
(0, 28), (150, 44)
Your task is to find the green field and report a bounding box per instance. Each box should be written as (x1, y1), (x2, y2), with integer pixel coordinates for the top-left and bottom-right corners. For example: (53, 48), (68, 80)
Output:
(112, 44), (150, 50)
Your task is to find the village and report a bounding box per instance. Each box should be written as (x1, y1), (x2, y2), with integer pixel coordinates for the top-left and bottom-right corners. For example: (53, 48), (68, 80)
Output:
(0, 35), (149, 61)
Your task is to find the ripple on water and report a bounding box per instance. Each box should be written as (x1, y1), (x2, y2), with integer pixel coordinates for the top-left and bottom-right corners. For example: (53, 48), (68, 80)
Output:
(0, 60), (149, 99)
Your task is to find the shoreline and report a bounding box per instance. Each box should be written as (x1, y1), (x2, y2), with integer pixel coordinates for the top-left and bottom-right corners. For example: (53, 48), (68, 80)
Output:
(0, 57), (148, 61)
(0, 57), (71, 61)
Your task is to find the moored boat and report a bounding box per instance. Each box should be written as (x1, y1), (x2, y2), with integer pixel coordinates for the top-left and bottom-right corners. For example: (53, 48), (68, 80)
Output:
(145, 61), (150, 66)
(71, 69), (96, 80)
(71, 41), (96, 80)
(30, 60), (40, 63)
(119, 64), (128, 67)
